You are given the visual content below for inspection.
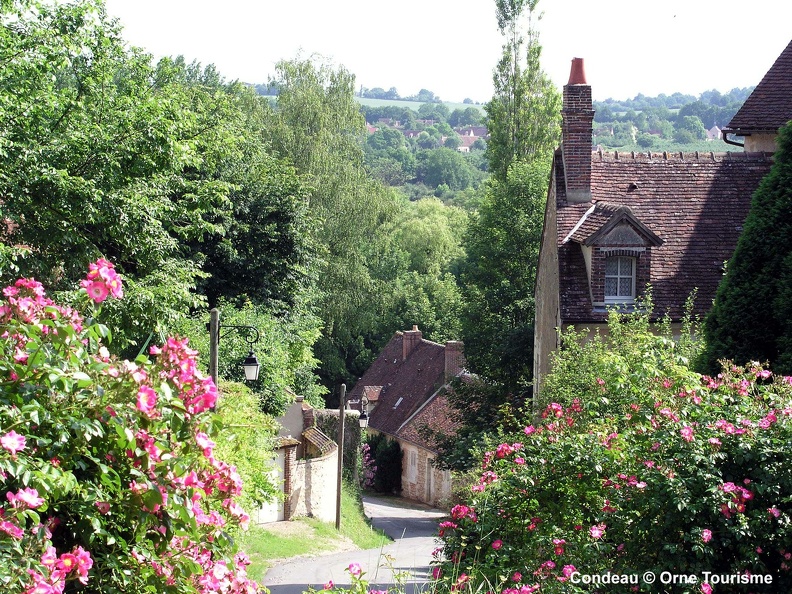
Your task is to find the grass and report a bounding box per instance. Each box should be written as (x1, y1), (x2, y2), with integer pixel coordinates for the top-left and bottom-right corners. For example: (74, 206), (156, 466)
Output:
(236, 481), (391, 582)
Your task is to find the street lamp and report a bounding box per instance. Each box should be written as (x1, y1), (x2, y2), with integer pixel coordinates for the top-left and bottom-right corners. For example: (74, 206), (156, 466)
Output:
(359, 394), (370, 429)
(208, 308), (261, 386)
(241, 350), (261, 382)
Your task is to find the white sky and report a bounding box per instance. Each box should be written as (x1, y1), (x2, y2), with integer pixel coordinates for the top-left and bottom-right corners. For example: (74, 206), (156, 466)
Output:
(104, 0), (792, 103)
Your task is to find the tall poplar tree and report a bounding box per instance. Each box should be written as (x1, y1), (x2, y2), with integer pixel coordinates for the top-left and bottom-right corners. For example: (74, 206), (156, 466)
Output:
(443, 0), (561, 470)
(485, 0), (561, 182)
(458, 0), (560, 391)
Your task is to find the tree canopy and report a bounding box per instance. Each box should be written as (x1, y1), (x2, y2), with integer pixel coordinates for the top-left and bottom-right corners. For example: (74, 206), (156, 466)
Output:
(700, 121), (792, 374)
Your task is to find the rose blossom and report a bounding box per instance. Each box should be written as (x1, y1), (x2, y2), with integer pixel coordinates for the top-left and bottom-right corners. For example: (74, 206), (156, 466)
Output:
(0, 430), (26, 455)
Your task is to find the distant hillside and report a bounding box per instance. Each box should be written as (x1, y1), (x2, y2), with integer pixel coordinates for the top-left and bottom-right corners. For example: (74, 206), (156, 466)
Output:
(355, 97), (484, 113)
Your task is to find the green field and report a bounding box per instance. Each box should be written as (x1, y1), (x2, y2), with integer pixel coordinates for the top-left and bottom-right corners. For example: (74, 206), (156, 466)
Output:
(260, 94), (485, 113)
(354, 96), (485, 112)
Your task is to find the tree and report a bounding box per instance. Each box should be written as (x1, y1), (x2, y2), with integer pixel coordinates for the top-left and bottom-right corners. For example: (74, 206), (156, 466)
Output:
(0, 1), (327, 412)
(417, 102), (451, 122)
(676, 114), (707, 140)
(263, 57), (403, 388)
(449, 107), (483, 128)
(0, 1), (236, 351)
(700, 122), (792, 374)
(484, 0), (561, 182)
(444, 135), (462, 150)
(413, 88), (440, 103)
(459, 160), (547, 395)
(419, 148), (474, 190)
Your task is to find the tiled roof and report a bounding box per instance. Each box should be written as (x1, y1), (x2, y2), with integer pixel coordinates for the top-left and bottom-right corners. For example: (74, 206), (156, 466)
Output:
(302, 426), (336, 454)
(395, 392), (459, 454)
(725, 39), (792, 135)
(555, 149), (773, 322)
(347, 332), (448, 439)
(563, 202), (662, 247)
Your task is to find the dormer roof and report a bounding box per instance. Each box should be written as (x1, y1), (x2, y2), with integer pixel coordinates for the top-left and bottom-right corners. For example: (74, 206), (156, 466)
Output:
(563, 202), (663, 247)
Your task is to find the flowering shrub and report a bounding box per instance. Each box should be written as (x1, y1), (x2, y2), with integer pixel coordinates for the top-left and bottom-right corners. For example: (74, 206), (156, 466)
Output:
(0, 262), (260, 592)
(433, 310), (792, 593)
(359, 443), (377, 490)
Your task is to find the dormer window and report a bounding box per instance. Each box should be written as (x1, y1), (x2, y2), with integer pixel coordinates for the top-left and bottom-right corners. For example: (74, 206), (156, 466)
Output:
(604, 256), (635, 303)
(562, 202), (663, 310)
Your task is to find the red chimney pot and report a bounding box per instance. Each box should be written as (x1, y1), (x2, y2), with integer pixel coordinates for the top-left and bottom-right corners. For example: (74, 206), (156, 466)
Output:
(568, 58), (587, 85)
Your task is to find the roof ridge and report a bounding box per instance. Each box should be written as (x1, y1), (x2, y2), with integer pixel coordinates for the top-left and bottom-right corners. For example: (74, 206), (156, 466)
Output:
(593, 149), (772, 162)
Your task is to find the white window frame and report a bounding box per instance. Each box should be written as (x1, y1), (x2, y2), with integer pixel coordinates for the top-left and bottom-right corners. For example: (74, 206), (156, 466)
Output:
(604, 256), (636, 304)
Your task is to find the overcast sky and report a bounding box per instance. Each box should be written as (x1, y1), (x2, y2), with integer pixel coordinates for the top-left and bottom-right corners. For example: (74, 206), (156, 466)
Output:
(104, 0), (792, 103)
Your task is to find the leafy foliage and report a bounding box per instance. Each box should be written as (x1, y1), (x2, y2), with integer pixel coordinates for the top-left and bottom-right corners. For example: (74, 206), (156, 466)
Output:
(458, 159), (548, 395)
(0, 265), (262, 592)
(0, 1), (319, 359)
(485, 0), (561, 182)
(701, 122), (792, 374)
(433, 309), (792, 593)
(366, 433), (402, 494)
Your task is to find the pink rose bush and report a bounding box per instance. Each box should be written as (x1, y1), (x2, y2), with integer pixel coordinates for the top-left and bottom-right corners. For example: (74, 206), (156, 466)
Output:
(0, 261), (260, 593)
(432, 308), (792, 593)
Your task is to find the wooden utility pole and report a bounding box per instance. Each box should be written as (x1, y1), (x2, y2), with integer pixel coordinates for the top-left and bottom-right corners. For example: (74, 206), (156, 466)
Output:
(335, 383), (346, 530)
(209, 308), (220, 386)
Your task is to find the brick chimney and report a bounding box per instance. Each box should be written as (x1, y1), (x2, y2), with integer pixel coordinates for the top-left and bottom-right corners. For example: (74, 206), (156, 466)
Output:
(444, 340), (465, 381)
(402, 325), (422, 361)
(562, 57), (594, 203)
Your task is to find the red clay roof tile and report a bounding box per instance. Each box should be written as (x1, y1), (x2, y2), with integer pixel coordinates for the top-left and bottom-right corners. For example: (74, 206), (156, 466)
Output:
(555, 150), (773, 322)
(725, 39), (792, 135)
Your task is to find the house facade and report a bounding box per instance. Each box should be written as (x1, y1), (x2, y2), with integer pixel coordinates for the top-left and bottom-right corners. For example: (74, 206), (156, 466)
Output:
(348, 326), (462, 507)
(533, 46), (792, 395)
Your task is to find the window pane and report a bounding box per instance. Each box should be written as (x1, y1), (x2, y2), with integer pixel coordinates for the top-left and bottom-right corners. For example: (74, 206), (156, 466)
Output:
(619, 257), (633, 275)
(605, 258), (618, 275)
(619, 278), (632, 296)
(605, 278), (618, 296)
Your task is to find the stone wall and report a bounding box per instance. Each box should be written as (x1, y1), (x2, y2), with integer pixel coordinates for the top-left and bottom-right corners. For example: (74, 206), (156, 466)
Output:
(290, 448), (338, 522)
(534, 171), (560, 398)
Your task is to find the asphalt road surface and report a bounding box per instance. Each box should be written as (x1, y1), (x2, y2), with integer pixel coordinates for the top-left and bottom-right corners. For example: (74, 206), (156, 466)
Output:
(261, 495), (447, 594)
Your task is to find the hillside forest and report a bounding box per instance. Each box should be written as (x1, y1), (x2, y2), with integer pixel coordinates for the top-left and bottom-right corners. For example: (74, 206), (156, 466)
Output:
(0, 0), (759, 457)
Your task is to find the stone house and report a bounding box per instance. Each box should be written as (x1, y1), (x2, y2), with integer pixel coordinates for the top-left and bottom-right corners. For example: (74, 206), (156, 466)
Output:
(348, 326), (463, 507)
(533, 41), (792, 395)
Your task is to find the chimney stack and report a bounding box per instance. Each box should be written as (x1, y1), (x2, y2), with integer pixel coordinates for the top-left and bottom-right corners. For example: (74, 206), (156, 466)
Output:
(402, 325), (422, 361)
(562, 58), (594, 203)
(444, 340), (465, 381)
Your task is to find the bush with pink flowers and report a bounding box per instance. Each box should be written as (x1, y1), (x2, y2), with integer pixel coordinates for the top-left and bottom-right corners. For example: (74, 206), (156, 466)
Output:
(433, 308), (792, 593)
(0, 261), (261, 592)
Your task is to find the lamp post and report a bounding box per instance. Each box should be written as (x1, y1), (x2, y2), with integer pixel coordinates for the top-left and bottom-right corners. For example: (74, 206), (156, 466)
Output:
(359, 394), (369, 429)
(208, 308), (261, 387)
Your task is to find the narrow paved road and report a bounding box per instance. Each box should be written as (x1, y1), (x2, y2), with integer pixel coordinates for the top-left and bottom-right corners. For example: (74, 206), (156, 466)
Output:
(261, 495), (446, 594)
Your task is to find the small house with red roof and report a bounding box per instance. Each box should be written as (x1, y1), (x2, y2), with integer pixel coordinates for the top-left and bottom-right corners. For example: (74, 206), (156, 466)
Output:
(533, 41), (792, 396)
(348, 326), (464, 506)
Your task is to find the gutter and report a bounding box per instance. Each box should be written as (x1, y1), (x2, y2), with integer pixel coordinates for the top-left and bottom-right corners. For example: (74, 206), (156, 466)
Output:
(721, 128), (745, 148)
